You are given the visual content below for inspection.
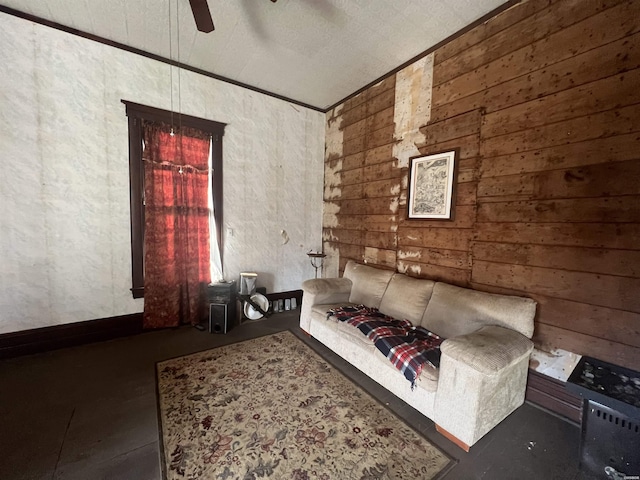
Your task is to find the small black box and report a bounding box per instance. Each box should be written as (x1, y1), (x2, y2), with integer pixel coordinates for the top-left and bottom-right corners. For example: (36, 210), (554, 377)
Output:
(207, 281), (236, 304)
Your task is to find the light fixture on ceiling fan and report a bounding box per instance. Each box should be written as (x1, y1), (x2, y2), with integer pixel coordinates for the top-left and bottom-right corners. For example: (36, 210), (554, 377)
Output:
(187, 0), (278, 33)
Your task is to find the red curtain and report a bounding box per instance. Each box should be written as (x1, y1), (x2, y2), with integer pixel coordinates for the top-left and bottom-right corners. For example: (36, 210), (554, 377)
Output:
(142, 122), (211, 329)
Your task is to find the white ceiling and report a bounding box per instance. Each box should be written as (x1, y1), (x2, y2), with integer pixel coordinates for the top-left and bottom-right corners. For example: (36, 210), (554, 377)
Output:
(1, 0), (509, 110)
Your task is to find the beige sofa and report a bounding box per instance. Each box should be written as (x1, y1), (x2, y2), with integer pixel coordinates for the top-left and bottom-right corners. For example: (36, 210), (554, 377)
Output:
(300, 260), (537, 450)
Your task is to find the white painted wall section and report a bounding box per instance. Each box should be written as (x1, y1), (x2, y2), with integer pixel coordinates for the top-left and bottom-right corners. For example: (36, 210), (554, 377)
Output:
(0, 14), (324, 334)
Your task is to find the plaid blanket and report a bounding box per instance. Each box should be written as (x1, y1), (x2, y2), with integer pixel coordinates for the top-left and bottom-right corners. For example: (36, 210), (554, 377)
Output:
(327, 305), (443, 388)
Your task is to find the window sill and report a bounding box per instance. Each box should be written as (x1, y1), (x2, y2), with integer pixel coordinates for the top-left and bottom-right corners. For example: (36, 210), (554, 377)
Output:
(131, 287), (144, 299)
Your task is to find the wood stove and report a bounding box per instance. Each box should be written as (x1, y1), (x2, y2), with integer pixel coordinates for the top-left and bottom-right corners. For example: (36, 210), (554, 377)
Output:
(567, 356), (640, 479)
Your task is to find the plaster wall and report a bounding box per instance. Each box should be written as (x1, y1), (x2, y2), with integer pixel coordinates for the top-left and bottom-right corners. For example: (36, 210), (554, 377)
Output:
(0, 14), (325, 334)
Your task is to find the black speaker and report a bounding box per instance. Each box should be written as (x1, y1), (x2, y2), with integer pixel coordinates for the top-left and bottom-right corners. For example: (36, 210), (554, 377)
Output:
(207, 281), (236, 303)
(209, 303), (231, 334)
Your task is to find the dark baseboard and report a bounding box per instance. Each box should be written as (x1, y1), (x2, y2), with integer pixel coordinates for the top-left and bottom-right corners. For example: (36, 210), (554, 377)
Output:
(0, 313), (143, 360)
(0, 292), (303, 359)
(526, 369), (583, 424)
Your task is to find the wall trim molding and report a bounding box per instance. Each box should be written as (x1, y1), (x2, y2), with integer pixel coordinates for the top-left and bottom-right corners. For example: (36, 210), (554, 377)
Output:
(0, 291), (304, 359)
(0, 313), (144, 359)
(0, 2), (521, 114)
(324, 0), (521, 112)
(526, 369), (582, 424)
(0, 5), (323, 113)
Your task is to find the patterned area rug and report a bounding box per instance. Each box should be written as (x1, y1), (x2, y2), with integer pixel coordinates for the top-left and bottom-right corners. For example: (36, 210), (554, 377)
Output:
(156, 331), (454, 479)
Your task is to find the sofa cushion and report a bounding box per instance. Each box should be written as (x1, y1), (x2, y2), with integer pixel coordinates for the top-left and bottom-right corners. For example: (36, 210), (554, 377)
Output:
(312, 303), (378, 352)
(309, 315), (439, 397)
(421, 283), (536, 338)
(343, 261), (394, 309)
(379, 274), (435, 324)
(371, 347), (440, 391)
(333, 318), (379, 352)
(316, 305), (440, 390)
(440, 325), (533, 375)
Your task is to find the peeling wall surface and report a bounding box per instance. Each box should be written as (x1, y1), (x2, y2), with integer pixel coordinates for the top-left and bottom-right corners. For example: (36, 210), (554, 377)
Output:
(322, 106), (344, 278)
(393, 54), (434, 170)
(0, 14), (325, 334)
(321, 75), (399, 275)
(530, 348), (582, 382)
(321, 0), (640, 371)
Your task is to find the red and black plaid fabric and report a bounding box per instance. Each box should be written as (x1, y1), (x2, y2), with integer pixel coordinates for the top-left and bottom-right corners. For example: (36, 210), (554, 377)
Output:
(374, 328), (443, 388)
(327, 305), (443, 388)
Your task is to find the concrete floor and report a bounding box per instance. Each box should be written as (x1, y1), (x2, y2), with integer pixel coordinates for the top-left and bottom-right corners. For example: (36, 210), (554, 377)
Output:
(0, 311), (597, 480)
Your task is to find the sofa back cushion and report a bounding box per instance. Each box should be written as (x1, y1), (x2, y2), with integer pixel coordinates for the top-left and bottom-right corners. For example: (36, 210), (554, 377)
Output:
(421, 282), (537, 339)
(379, 274), (435, 324)
(343, 261), (394, 309)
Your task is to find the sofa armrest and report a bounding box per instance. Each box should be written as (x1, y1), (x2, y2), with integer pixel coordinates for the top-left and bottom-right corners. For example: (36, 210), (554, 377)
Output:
(300, 278), (353, 333)
(434, 325), (534, 446)
(440, 325), (533, 375)
(302, 278), (353, 298)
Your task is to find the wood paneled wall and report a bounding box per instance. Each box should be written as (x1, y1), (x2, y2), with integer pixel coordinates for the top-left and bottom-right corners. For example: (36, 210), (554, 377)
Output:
(322, 0), (640, 370)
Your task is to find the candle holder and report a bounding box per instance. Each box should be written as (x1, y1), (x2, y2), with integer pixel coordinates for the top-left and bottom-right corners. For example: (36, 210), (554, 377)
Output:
(307, 251), (326, 279)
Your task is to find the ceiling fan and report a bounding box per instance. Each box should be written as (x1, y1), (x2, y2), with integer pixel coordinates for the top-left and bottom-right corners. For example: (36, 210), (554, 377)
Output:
(187, 0), (277, 33)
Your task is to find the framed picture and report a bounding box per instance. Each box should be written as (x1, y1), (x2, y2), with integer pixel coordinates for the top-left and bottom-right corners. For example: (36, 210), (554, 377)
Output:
(407, 149), (458, 220)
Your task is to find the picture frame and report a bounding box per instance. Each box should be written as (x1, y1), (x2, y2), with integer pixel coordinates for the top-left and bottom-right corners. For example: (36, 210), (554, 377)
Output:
(407, 149), (458, 220)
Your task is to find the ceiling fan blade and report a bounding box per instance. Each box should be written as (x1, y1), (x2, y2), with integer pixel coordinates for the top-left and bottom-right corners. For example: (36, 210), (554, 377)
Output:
(188, 0), (214, 33)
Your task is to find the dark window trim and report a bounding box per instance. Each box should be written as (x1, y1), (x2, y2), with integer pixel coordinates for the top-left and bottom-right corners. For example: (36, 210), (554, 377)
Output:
(122, 100), (226, 298)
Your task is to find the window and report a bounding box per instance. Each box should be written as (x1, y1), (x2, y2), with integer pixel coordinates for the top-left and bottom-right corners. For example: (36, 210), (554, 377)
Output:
(122, 100), (225, 298)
